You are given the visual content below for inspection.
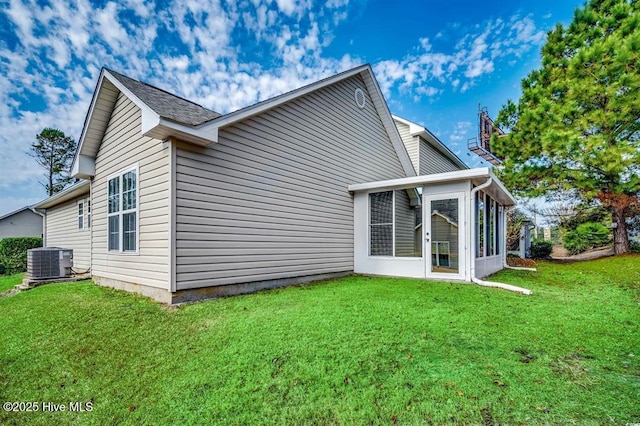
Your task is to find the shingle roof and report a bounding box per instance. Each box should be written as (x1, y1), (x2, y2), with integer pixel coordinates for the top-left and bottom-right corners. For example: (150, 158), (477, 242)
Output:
(105, 69), (221, 126)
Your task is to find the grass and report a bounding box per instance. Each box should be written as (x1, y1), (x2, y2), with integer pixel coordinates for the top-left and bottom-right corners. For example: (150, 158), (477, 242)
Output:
(0, 273), (22, 293)
(0, 255), (638, 425)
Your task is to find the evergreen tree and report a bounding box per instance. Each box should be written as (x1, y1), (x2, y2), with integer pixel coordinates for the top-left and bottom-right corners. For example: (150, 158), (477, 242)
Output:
(494, 0), (640, 254)
(29, 128), (77, 196)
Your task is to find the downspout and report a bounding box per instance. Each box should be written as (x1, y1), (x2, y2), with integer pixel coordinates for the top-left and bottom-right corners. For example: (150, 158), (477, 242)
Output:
(33, 208), (46, 245)
(470, 178), (532, 295)
(503, 206), (536, 272)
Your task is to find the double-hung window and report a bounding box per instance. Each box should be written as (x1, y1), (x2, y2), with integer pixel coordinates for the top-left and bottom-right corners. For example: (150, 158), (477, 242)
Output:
(86, 199), (91, 229)
(78, 201), (84, 230)
(108, 166), (138, 252)
(78, 198), (91, 230)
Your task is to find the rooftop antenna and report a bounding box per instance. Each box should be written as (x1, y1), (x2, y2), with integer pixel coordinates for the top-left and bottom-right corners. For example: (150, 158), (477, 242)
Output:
(467, 104), (504, 166)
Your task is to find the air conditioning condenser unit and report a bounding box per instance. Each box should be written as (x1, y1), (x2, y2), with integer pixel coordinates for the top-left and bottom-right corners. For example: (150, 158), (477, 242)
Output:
(27, 247), (73, 280)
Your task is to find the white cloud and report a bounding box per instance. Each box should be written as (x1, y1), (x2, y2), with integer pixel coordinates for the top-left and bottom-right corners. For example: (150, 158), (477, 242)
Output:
(96, 2), (129, 52)
(373, 14), (544, 101)
(450, 121), (473, 142)
(275, 0), (296, 16)
(465, 58), (494, 78)
(0, 0), (362, 214)
(0, 0), (548, 214)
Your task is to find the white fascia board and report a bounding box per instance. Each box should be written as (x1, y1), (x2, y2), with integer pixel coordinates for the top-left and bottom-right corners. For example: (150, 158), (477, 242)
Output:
(488, 169), (517, 205)
(391, 114), (468, 170)
(72, 69), (163, 177)
(364, 74), (416, 178)
(155, 118), (218, 146)
(197, 65), (372, 141)
(348, 167), (491, 192)
(70, 71), (107, 176)
(33, 181), (91, 210)
(140, 106), (161, 135)
(105, 71), (217, 146)
(103, 70), (161, 134)
(348, 167), (517, 206)
(391, 114), (425, 136)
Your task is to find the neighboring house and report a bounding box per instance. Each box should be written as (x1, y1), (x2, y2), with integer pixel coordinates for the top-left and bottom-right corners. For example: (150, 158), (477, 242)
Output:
(0, 207), (43, 241)
(508, 218), (534, 259)
(35, 64), (519, 303)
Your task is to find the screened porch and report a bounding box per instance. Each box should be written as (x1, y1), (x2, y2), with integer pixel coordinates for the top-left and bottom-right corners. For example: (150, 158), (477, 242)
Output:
(349, 168), (517, 283)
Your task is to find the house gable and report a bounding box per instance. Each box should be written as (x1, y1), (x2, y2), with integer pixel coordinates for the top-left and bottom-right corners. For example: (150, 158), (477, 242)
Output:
(392, 115), (468, 175)
(173, 72), (411, 291)
(71, 69), (221, 179)
(72, 65), (416, 181)
(201, 65), (416, 178)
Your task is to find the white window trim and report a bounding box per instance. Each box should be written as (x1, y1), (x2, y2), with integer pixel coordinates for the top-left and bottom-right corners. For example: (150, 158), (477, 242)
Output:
(86, 198), (91, 230)
(368, 190), (423, 259)
(368, 191), (394, 257)
(106, 164), (139, 255)
(77, 200), (84, 230)
(78, 198), (91, 231)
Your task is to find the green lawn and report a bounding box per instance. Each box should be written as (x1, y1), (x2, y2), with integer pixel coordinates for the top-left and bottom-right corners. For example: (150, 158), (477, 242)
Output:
(1, 256), (638, 425)
(0, 273), (22, 293)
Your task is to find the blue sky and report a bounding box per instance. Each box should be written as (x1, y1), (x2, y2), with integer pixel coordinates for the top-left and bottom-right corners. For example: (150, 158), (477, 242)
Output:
(0, 0), (584, 215)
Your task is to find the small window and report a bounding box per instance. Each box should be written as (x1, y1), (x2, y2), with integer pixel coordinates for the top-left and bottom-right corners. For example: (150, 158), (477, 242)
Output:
(107, 166), (138, 253)
(78, 202), (84, 230)
(86, 199), (91, 229)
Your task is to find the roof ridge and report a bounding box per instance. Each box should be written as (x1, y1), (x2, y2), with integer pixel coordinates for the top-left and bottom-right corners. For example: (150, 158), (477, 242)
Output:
(198, 63), (370, 126)
(103, 67), (219, 115)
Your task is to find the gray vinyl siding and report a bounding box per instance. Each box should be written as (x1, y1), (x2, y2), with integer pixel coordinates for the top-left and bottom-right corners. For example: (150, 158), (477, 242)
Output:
(0, 210), (42, 240)
(394, 189), (416, 257)
(44, 198), (91, 269)
(91, 93), (170, 290)
(175, 75), (406, 290)
(419, 137), (461, 175)
(396, 122), (419, 174)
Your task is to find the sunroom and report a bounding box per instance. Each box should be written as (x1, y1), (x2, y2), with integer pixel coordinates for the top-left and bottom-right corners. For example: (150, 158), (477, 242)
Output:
(349, 168), (532, 294)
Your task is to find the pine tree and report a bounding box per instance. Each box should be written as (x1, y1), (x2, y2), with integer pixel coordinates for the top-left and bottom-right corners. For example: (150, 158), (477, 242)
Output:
(494, 0), (640, 255)
(29, 128), (77, 196)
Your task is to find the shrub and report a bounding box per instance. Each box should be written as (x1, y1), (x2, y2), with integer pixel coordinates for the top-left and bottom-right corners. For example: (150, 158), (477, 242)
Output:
(631, 241), (640, 253)
(0, 237), (43, 274)
(563, 222), (611, 255)
(530, 241), (553, 259)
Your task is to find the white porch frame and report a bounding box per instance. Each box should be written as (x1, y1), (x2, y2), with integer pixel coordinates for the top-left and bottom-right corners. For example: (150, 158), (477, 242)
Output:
(350, 168), (518, 284)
